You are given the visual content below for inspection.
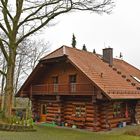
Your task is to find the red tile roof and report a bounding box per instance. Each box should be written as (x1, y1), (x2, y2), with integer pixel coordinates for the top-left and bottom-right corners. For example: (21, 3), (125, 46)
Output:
(41, 46), (140, 99)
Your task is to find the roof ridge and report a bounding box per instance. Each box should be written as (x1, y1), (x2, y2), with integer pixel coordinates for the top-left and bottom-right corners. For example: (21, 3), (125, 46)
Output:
(40, 46), (63, 60)
(40, 45), (71, 61)
(67, 46), (102, 63)
(40, 45), (81, 60)
(122, 59), (140, 72)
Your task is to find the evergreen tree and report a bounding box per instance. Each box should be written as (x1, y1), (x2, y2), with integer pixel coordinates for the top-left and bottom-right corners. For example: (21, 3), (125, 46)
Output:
(82, 44), (87, 51)
(119, 52), (123, 59)
(71, 34), (76, 48)
(93, 49), (96, 54)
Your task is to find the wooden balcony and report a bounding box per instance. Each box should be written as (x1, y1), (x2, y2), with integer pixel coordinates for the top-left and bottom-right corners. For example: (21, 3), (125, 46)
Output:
(31, 83), (94, 95)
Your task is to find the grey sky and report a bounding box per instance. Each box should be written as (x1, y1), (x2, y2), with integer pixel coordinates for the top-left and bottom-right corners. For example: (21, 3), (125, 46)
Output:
(38, 0), (140, 69)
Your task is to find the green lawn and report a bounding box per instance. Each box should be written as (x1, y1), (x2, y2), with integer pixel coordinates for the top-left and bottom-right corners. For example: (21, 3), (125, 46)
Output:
(0, 125), (140, 140)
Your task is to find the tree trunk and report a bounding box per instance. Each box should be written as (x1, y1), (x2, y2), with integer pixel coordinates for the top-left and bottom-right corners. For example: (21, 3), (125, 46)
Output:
(0, 58), (6, 110)
(3, 65), (14, 118)
(3, 49), (16, 118)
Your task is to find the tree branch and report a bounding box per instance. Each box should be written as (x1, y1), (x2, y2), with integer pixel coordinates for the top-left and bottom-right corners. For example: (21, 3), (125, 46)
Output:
(1, 38), (9, 46)
(0, 0), (13, 21)
(12, 0), (24, 42)
(0, 69), (6, 76)
(0, 22), (10, 38)
(72, 0), (114, 14)
(1, 0), (12, 32)
(13, 0), (23, 29)
(17, 1), (73, 44)
(18, 0), (61, 28)
(0, 38), (9, 62)
(23, 0), (61, 11)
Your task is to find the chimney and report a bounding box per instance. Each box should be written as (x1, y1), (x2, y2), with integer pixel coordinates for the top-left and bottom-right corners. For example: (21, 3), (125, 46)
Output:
(103, 47), (113, 66)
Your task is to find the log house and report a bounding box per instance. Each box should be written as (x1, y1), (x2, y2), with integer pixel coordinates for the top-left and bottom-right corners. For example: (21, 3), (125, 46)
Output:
(16, 46), (140, 131)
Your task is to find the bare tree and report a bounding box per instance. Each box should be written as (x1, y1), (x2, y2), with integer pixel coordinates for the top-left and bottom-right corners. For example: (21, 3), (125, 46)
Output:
(0, 39), (49, 108)
(14, 39), (49, 107)
(0, 0), (114, 118)
(14, 39), (49, 95)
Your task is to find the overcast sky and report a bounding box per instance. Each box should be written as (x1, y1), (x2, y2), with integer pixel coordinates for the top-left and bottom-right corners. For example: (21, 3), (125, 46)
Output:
(38, 0), (140, 69)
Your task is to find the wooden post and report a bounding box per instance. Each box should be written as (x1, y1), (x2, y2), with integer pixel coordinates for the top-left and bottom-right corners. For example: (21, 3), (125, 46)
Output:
(56, 95), (60, 102)
(30, 85), (32, 100)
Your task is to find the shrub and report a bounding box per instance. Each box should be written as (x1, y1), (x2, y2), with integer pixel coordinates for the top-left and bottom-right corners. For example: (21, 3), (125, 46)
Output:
(0, 111), (4, 119)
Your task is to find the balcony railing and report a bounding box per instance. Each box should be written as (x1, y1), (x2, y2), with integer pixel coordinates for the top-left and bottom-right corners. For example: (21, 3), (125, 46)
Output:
(31, 83), (94, 95)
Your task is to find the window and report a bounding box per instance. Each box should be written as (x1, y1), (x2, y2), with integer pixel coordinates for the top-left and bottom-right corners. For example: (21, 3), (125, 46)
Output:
(113, 102), (128, 118)
(41, 104), (47, 114)
(52, 76), (58, 84)
(69, 75), (77, 92)
(75, 104), (86, 117)
(69, 75), (77, 83)
(52, 76), (58, 92)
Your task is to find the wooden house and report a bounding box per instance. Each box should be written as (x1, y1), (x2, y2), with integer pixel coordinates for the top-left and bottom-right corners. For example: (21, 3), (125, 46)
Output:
(16, 46), (140, 131)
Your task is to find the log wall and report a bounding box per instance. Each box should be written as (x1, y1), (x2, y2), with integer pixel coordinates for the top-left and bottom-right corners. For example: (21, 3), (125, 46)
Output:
(32, 96), (64, 124)
(32, 98), (40, 114)
(32, 95), (138, 131)
(45, 102), (63, 124)
(32, 95), (101, 131)
(98, 101), (131, 130)
(85, 103), (101, 131)
(62, 96), (94, 130)
(63, 101), (98, 130)
(135, 101), (140, 123)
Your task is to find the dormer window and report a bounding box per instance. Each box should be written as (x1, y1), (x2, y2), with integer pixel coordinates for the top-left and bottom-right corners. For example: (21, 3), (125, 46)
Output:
(131, 76), (140, 83)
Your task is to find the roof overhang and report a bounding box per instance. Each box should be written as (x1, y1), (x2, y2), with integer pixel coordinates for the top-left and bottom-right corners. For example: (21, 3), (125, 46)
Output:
(16, 55), (68, 97)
